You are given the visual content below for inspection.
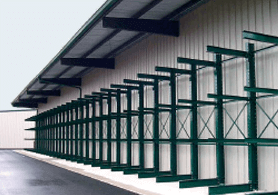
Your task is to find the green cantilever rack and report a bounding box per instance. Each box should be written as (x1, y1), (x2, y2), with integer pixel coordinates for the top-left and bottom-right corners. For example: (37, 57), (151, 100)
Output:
(25, 30), (278, 194)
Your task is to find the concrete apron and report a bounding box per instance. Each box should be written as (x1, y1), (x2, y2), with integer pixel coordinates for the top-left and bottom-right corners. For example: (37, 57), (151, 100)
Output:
(15, 150), (208, 195)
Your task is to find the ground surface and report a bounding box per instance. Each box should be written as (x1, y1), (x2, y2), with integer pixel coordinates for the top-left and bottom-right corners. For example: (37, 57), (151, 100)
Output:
(0, 150), (137, 195)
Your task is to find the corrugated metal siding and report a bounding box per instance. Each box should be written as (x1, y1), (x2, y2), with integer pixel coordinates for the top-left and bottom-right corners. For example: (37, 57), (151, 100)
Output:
(38, 0), (278, 191)
(0, 110), (36, 149)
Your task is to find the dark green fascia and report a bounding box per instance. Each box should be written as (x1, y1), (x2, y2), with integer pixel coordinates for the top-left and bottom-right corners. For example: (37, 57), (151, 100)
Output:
(207, 46), (248, 58)
(243, 30), (278, 44)
(177, 57), (215, 67)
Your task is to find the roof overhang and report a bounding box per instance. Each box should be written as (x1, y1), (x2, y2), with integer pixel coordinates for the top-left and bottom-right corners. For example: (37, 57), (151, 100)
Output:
(12, 0), (208, 108)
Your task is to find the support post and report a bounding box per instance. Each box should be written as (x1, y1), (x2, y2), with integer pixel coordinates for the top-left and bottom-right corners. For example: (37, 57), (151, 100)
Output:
(91, 98), (97, 163)
(127, 89), (132, 167)
(190, 64), (198, 180)
(75, 103), (79, 159)
(116, 90), (121, 166)
(169, 70), (177, 175)
(214, 54), (225, 184)
(66, 105), (70, 157)
(153, 79), (160, 173)
(70, 104), (74, 159)
(85, 100), (90, 161)
(138, 83), (145, 170)
(99, 94), (104, 163)
(107, 92), (112, 165)
(79, 102), (84, 161)
(246, 43), (258, 190)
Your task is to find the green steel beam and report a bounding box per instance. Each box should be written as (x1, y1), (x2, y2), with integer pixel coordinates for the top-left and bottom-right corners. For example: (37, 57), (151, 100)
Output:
(111, 164), (128, 171)
(66, 104), (70, 157)
(126, 89), (132, 168)
(110, 84), (139, 90)
(243, 30), (278, 44)
(85, 100), (90, 161)
(123, 166), (141, 174)
(153, 79), (160, 173)
(207, 46), (248, 58)
(155, 66), (191, 74)
(62, 107), (66, 155)
(138, 171), (172, 178)
(99, 94), (104, 163)
(25, 128), (37, 131)
(247, 191), (278, 195)
(123, 79), (154, 86)
(156, 174), (192, 183)
(190, 64), (198, 180)
(245, 138), (278, 144)
(177, 57), (216, 67)
(169, 69), (177, 175)
(84, 95), (101, 99)
(214, 54), (225, 184)
(91, 98), (96, 162)
(209, 184), (252, 194)
(74, 103), (79, 158)
(246, 43), (258, 190)
(159, 104), (192, 109)
(100, 88), (127, 93)
(51, 110), (55, 155)
(25, 115), (39, 121)
(178, 99), (216, 106)
(180, 178), (219, 188)
(107, 91), (112, 165)
(208, 93), (249, 101)
(138, 83), (145, 170)
(137, 73), (170, 80)
(56, 109), (59, 156)
(244, 87), (278, 95)
(70, 104), (74, 158)
(92, 92), (109, 96)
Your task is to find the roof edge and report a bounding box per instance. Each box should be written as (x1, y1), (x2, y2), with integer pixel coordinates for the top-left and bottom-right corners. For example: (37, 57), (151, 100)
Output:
(12, 0), (121, 106)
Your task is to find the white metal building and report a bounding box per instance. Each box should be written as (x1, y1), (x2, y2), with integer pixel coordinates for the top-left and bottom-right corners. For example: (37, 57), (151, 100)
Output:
(0, 110), (36, 149)
(12, 0), (278, 194)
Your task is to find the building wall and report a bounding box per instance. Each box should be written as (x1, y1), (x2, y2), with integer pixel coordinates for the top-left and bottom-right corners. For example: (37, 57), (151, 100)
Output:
(38, 0), (278, 191)
(0, 110), (36, 149)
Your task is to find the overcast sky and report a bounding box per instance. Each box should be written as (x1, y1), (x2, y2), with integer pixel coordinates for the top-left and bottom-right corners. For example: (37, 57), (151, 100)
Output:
(0, 0), (106, 111)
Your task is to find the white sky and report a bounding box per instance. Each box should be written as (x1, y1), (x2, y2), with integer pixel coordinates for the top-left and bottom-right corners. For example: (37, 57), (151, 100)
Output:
(0, 0), (107, 110)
